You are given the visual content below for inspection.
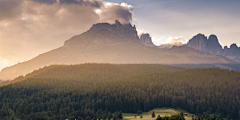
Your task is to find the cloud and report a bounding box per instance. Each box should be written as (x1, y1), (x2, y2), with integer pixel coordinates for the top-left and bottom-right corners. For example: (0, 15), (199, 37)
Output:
(164, 36), (187, 45)
(33, 0), (103, 7)
(0, 0), (23, 21)
(96, 2), (134, 24)
(137, 30), (149, 36)
(0, 0), (134, 70)
(157, 36), (186, 49)
(33, 0), (57, 4)
(151, 36), (187, 46)
(59, 0), (103, 7)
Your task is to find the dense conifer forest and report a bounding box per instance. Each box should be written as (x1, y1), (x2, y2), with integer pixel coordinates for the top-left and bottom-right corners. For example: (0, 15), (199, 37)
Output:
(0, 64), (239, 120)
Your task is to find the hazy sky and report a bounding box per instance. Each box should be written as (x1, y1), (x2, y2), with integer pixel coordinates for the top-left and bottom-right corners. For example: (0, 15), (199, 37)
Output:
(106, 0), (240, 46)
(0, 0), (240, 71)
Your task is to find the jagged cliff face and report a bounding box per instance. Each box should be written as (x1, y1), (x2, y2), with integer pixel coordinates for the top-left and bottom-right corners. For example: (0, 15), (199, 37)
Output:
(186, 34), (208, 51)
(206, 35), (223, 55)
(139, 33), (155, 47)
(65, 20), (156, 47)
(186, 34), (240, 62)
(65, 20), (139, 46)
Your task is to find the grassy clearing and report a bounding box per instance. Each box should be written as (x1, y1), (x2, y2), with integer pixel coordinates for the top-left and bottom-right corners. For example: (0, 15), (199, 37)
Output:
(123, 108), (194, 120)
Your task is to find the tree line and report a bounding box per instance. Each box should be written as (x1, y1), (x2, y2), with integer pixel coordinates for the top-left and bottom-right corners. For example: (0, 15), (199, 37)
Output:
(0, 64), (239, 119)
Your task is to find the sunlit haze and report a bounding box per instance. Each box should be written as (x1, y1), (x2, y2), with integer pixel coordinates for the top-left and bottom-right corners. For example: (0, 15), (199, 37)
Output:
(0, 0), (240, 70)
(0, 1), (240, 119)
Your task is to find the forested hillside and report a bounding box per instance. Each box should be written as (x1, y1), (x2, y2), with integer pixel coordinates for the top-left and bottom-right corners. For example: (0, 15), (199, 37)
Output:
(0, 64), (239, 120)
(0, 64), (183, 87)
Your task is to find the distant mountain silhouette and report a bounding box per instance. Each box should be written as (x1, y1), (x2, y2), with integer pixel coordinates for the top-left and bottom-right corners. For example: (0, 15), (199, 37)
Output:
(186, 34), (240, 62)
(0, 21), (237, 80)
(139, 33), (155, 47)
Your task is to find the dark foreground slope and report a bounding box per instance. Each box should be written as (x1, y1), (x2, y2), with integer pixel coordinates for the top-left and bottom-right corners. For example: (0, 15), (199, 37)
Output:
(0, 64), (239, 120)
(0, 21), (237, 80)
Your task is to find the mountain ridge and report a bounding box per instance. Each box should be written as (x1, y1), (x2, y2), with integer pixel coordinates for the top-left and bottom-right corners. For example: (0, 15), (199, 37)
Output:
(186, 33), (240, 62)
(0, 21), (237, 80)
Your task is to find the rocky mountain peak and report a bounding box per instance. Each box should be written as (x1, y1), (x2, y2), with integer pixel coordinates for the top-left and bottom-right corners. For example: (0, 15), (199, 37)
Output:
(139, 33), (155, 47)
(224, 46), (228, 50)
(230, 43), (238, 49)
(115, 20), (121, 25)
(186, 33), (207, 51)
(115, 20), (123, 28)
(223, 43), (240, 58)
(64, 20), (139, 46)
(206, 34), (222, 55)
(207, 35), (221, 46)
(196, 33), (207, 37)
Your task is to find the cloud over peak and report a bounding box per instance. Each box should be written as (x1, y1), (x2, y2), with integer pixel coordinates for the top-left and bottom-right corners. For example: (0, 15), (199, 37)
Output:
(0, 0), (134, 24)
(0, 0), (134, 70)
(164, 36), (187, 45)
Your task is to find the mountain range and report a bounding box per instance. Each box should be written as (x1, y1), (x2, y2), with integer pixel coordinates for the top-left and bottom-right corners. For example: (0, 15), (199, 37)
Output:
(0, 20), (238, 80)
(186, 34), (240, 62)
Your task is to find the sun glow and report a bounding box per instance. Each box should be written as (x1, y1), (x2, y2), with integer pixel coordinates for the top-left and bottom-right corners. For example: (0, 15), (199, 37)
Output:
(163, 36), (187, 45)
(95, 9), (101, 14)
(164, 37), (173, 44)
(105, 2), (112, 6)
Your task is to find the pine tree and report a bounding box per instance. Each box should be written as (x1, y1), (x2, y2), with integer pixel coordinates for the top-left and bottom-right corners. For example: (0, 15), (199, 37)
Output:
(137, 110), (142, 115)
(238, 110), (240, 120)
(86, 116), (91, 120)
(118, 111), (123, 119)
(152, 111), (155, 118)
(77, 116), (84, 120)
(226, 114), (229, 120)
(67, 116), (75, 120)
(180, 112), (185, 120)
(113, 115), (117, 120)
(140, 115), (143, 118)
(107, 112), (112, 120)
(205, 114), (210, 120)
(103, 114), (107, 120)
(157, 115), (161, 120)
(93, 117), (97, 120)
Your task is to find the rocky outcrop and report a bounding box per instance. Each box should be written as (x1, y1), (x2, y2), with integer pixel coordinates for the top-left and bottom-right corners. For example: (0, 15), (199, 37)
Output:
(222, 44), (240, 62)
(139, 33), (155, 47)
(206, 35), (223, 55)
(186, 34), (208, 51)
(65, 20), (139, 46)
(186, 34), (240, 62)
(65, 20), (157, 47)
